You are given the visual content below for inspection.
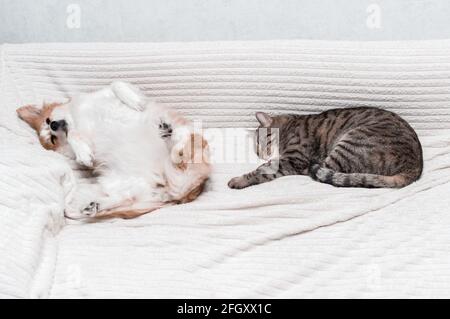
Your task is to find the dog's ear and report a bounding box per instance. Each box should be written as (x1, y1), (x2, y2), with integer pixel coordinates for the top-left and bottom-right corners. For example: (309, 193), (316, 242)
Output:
(17, 105), (43, 130)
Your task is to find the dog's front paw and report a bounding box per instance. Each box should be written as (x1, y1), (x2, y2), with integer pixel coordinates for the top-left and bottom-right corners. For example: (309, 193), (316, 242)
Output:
(73, 144), (94, 168)
(228, 176), (249, 189)
(82, 202), (99, 217)
(68, 133), (95, 168)
(76, 154), (94, 168)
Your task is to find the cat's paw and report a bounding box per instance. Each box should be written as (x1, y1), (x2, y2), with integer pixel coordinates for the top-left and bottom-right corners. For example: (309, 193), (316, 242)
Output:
(308, 163), (325, 181)
(82, 202), (99, 217)
(228, 176), (249, 189)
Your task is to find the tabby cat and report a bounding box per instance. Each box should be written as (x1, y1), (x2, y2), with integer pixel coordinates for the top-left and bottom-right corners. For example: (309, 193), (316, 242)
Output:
(228, 107), (423, 189)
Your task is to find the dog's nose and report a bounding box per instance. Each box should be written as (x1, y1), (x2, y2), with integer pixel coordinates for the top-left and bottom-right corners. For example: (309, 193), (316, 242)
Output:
(50, 121), (60, 131)
(50, 120), (67, 132)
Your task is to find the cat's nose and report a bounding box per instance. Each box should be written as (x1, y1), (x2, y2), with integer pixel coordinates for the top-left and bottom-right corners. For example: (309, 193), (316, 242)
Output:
(50, 120), (67, 132)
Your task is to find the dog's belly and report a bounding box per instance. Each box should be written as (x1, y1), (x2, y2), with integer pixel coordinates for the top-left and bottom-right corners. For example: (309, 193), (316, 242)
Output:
(97, 171), (166, 202)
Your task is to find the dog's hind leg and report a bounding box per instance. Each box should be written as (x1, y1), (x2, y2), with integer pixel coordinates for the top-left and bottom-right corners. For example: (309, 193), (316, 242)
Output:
(65, 181), (104, 219)
(79, 195), (133, 217)
(110, 81), (147, 111)
(93, 199), (166, 219)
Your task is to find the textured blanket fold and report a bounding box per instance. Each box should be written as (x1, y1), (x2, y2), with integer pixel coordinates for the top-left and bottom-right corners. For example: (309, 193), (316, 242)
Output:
(1, 41), (450, 298)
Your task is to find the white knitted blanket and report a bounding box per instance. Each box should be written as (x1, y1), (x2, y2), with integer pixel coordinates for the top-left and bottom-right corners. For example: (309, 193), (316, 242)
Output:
(1, 41), (450, 298)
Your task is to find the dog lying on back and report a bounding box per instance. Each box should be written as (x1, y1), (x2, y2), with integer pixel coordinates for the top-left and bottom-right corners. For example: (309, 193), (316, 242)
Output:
(17, 82), (211, 219)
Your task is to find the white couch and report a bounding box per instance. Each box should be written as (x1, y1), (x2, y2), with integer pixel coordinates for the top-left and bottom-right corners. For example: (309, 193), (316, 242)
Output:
(1, 40), (450, 298)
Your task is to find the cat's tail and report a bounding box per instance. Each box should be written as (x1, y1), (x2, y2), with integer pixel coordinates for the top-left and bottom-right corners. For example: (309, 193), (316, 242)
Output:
(309, 164), (419, 188)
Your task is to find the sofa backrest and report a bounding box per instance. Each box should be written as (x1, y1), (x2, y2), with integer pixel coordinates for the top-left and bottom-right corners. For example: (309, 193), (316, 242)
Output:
(3, 40), (450, 133)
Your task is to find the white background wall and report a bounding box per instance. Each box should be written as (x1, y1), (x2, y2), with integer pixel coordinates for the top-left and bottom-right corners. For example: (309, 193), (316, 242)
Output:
(1, 0), (450, 43)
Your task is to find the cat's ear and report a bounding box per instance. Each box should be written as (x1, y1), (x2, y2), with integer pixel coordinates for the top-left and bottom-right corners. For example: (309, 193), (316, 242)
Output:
(256, 112), (273, 127)
(17, 105), (42, 130)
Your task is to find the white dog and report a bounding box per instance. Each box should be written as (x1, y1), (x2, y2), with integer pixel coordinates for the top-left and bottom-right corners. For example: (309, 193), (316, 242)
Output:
(17, 82), (211, 219)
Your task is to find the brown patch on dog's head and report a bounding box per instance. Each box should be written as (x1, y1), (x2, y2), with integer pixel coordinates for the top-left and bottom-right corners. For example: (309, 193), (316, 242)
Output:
(17, 103), (65, 150)
(17, 105), (43, 131)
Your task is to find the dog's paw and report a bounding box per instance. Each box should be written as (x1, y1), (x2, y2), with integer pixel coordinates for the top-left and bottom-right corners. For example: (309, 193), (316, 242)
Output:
(82, 202), (99, 217)
(159, 121), (173, 138)
(76, 153), (94, 168)
(73, 143), (94, 168)
(111, 81), (146, 112)
(228, 176), (249, 189)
